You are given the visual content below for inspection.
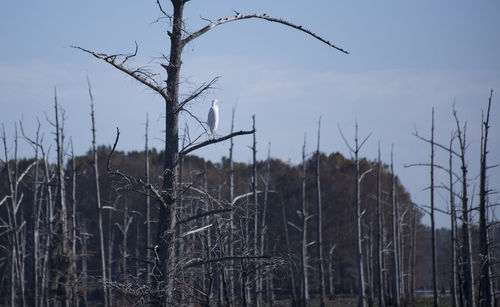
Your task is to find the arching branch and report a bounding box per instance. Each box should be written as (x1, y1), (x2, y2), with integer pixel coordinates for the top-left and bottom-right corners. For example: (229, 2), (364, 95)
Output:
(182, 13), (349, 54)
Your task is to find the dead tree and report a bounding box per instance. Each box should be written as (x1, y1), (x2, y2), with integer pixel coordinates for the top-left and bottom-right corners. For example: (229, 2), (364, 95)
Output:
(339, 122), (371, 307)
(430, 108), (439, 307)
(478, 89), (494, 307)
(281, 198), (298, 306)
(20, 119), (42, 307)
(48, 90), (71, 307)
(449, 134), (458, 307)
(145, 113), (152, 285)
(2, 123), (30, 307)
(301, 135), (310, 307)
(89, 81), (109, 307)
(453, 106), (476, 307)
(228, 106), (236, 301)
(315, 117), (326, 307)
(390, 146), (400, 307)
(73, 3), (347, 302)
(376, 143), (385, 307)
(260, 142), (273, 304)
(251, 115), (261, 307)
(70, 141), (78, 306)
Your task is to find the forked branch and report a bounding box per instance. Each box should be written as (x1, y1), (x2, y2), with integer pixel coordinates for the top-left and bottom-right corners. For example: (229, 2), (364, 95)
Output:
(72, 45), (169, 100)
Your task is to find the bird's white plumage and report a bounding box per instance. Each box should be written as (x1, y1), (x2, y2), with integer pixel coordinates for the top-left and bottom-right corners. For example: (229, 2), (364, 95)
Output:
(207, 99), (221, 134)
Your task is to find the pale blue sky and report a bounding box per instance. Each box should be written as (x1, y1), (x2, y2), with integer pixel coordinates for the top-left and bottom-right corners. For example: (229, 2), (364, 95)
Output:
(1, 1), (499, 227)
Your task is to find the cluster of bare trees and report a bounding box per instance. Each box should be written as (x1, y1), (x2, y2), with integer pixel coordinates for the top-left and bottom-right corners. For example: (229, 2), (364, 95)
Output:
(410, 90), (496, 307)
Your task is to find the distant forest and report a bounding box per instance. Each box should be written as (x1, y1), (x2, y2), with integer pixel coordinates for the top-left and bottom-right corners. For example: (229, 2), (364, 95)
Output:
(2, 138), (496, 306)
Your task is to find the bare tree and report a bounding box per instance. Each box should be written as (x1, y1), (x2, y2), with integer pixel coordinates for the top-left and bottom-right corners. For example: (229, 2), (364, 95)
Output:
(430, 108), (439, 307)
(390, 145), (400, 307)
(73, 3), (347, 302)
(301, 135), (310, 307)
(448, 134), (458, 307)
(315, 117), (327, 307)
(89, 80), (109, 307)
(339, 122), (371, 307)
(48, 90), (71, 307)
(478, 89), (494, 307)
(453, 105), (476, 307)
(145, 113), (152, 286)
(376, 143), (385, 307)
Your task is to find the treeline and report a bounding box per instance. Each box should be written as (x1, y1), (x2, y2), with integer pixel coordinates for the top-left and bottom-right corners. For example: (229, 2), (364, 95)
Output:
(0, 91), (497, 307)
(3, 132), (430, 306)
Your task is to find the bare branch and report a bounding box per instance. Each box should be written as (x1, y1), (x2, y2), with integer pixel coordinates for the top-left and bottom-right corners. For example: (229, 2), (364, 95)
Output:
(183, 255), (272, 269)
(177, 208), (232, 225)
(180, 129), (255, 156)
(72, 45), (169, 100)
(176, 76), (220, 113)
(182, 13), (349, 54)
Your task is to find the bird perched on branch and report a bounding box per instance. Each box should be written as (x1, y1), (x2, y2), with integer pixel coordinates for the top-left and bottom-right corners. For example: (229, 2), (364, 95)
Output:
(207, 99), (222, 135)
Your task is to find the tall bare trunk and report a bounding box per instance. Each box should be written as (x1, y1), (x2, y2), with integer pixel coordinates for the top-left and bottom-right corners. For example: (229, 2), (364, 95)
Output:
(282, 199), (298, 305)
(145, 113), (152, 286)
(301, 135), (310, 307)
(376, 144), (385, 307)
(430, 108), (439, 307)
(354, 125), (366, 307)
(391, 146), (400, 307)
(260, 142), (272, 304)
(453, 107), (475, 307)
(315, 118), (326, 307)
(478, 90), (493, 307)
(90, 89), (108, 307)
(449, 136), (458, 307)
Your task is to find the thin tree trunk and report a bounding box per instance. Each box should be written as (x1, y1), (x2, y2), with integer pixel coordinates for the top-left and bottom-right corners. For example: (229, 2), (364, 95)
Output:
(315, 117), (326, 307)
(354, 125), (366, 307)
(301, 135), (310, 307)
(449, 136), (458, 307)
(391, 145), (400, 307)
(251, 115), (261, 307)
(228, 106), (236, 302)
(71, 141), (78, 307)
(282, 199), (298, 305)
(145, 113), (152, 285)
(430, 108), (439, 307)
(260, 142), (271, 304)
(478, 89), (493, 307)
(376, 144), (385, 307)
(90, 90), (109, 307)
(453, 107), (475, 307)
(49, 92), (70, 307)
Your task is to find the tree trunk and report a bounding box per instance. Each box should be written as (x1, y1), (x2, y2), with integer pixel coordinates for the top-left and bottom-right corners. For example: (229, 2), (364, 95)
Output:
(478, 90), (493, 307)
(354, 125), (366, 307)
(90, 98), (108, 307)
(376, 144), (385, 307)
(454, 107), (476, 307)
(316, 118), (327, 307)
(430, 108), (439, 307)
(391, 146), (400, 307)
(301, 136), (310, 307)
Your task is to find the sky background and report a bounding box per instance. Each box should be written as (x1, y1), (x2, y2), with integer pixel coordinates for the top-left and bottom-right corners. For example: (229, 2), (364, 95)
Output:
(1, 1), (499, 228)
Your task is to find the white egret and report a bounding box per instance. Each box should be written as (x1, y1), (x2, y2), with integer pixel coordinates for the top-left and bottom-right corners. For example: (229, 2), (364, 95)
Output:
(207, 99), (222, 134)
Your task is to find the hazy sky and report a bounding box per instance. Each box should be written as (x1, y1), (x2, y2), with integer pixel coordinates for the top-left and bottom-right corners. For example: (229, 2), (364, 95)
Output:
(1, 1), (499, 228)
